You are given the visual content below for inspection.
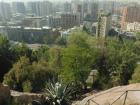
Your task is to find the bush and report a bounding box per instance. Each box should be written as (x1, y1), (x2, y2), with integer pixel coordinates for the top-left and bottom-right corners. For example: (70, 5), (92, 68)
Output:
(30, 60), (56, 92)
(44, 81), (74, 105)
(3, 56), (56, 92)
(129, 64), (140, 83)
(3, 56), (31, 91)
(22, 80), (32, 92)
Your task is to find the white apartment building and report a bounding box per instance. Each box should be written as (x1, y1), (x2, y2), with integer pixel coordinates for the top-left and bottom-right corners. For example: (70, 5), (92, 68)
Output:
(126, 22), (140, 32)
(96, 13), (112, 37)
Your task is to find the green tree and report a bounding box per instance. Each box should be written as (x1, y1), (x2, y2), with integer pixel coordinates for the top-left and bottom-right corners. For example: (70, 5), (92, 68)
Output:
(4, 56), (55, 92)
(55, 36), (67, 46)
(136, 32), (140, 40)
(49, 46), (62, 73)
(22, 80), (32, 92)
(44, 34), (60, 45)
(133, 41), (140, 60)
(0, 34), (13, 82)
(62, 45), (93, 89)
(11, 43), (33, 61)
(93, 38), (137, 88)
(30, 60), (55, 92)
(129, 64), (140, 83)
(110, 48), (137, 86)
(67, 31), (89, 48)
(3, 56), (31, 91)
(83, 26), (90, 34)
(61, 32), (94, 89)
(33, 45), (49, 61)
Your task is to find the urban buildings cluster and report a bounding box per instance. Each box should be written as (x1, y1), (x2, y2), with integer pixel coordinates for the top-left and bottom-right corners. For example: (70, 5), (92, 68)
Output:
(121, 4), (140, 32)
(0, 0), (140, 43)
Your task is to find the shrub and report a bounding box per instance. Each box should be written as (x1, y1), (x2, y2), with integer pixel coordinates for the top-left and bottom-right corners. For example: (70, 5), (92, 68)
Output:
(129, 64), (140, 83)
(44, 81), (74, 105)
(22, 80), (32, 92)
(4, 56), (56, 92)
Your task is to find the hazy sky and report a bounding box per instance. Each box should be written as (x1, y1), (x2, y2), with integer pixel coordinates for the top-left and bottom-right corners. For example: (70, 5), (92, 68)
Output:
(0, 0), (139, 2)
(1, 0), (64, 2)
(0, 0), (68, 2)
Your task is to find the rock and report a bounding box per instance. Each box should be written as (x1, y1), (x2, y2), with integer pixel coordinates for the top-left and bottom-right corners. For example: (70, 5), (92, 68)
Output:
(11, 90), (43, 105)
(0, 83), (11, 104)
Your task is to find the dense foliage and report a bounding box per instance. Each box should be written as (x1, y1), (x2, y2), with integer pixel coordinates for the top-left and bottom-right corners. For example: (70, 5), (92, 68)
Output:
(3, 57), (55, 92)
(61, 32), (95, 89)
(0, 35), (15, 81)
(0, 31), (140, 93)
(129, 64), (140, 83)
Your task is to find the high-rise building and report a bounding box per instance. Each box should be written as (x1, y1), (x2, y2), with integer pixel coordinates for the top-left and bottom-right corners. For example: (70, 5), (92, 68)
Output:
(12, 2), (25, 14)
(72, 2), (82, 14)
(48, 13), (80, 29)
(53, 3), (63, 13)
(90, 1), (99, 22)
(100, 0), (122, 15)
(64, 2), (72, 13)
(22, 17), (44, 28)
(96, 12), (111, 37)
(0, 2), (12, 21)
(27, 1), (53, 16)
(71, 0), (82, 21)
(121, 5), (140, 29)
(82, 1), (90, 18)
(40, 1), (53, 16)
(48, 15), (62, 28)
(61, 13), (80, 29)
(27, 2), (41, 16)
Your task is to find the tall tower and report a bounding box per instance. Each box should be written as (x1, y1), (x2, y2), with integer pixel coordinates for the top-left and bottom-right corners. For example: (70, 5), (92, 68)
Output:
(40, 1), (53, 16)
(0, 2), (12, 21)
(90, 0), (99, 22)
(64, 2), (72, 13)
(96, 11), (111, 38)
(12, 2), (25, 14)
(82, 0), (90, 17)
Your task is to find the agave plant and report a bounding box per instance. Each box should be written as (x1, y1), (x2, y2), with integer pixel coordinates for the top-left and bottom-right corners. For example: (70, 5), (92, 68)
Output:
(44, 81), (74, 105)
(32, 80), (75, 105)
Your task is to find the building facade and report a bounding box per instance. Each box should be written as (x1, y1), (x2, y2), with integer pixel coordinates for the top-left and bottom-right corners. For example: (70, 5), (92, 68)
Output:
(126, 22), (140, 32)
(64, 2), (72, 13)
(21, 17), (44, 28)
(12, 2), (25, 14)
(48, 13), (80, 29)
(96, 12), (112, 37)
(121, 5), (140, 30)
(0, 2), (12, 21)
(40, 1), (53, 16)
(90, 1), (99, 22)
(27, 1), (53, 17)
(0, 26), (60, 43)
(27, 2), (41, 16)
(61, 13), (80, 29)
(48, 15), (62, 28)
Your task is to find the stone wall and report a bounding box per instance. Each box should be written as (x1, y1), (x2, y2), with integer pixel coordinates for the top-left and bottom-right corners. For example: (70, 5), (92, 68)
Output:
(11, 90), (43, 105)
(0, 83), (11, 104)
(0, 83), (44, 105)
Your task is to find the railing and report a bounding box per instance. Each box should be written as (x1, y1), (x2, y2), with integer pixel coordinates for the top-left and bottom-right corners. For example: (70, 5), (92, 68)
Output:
(85, 90), (140, 105)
